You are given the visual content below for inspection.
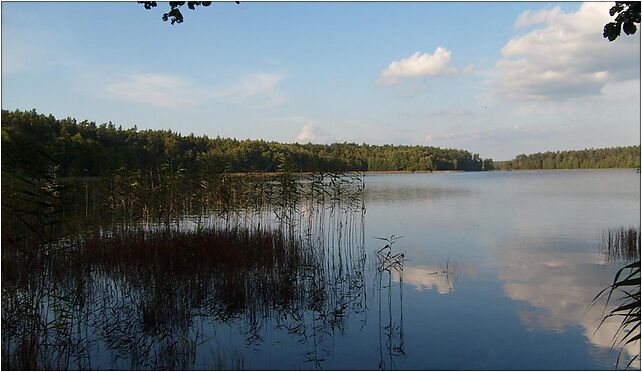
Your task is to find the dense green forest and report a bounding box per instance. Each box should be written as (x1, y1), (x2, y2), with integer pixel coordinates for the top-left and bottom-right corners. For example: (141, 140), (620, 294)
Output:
(1, 109), (494, 176)
(500, 146), (640, 170)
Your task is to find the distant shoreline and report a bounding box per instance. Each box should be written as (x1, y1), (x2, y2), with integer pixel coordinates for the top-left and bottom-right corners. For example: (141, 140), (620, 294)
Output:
(59, 168), (638, 181)
(363, 170), (463, 174)
(227, 170), (467, 176)
(492, 167), (639, 172)
(205, 166), (633, 175)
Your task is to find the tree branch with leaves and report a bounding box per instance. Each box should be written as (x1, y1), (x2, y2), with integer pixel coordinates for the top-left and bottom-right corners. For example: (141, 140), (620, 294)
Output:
(604, 2), (641, 41)
(139, 1), (238, 24)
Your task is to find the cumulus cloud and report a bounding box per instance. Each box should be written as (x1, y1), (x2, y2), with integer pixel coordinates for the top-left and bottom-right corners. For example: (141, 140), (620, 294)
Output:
(514, 7), (561, 28)
(294, 124), (335, 144)
(496, 2), (640, 101)
(217, 73), (285, 107)
(378, 47), (474, 85)
(106, 73), (200, 109)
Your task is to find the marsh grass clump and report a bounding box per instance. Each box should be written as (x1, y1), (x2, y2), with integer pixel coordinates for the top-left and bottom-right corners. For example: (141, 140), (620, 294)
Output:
(2, 220), (367, 369)
(83, 226), (306, 336)
(82, 227), (300, 273)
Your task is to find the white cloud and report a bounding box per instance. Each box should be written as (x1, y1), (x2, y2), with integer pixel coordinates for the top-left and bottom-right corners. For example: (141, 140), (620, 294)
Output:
(496, 2), (640, 101)
(514, 7), (561, 28)
(106, 73), (200, 109)
(217, 73), (285, 107)
(378, 47), (473, 85)
(105, 71), (286, 109)
(294, 124), (335, 144)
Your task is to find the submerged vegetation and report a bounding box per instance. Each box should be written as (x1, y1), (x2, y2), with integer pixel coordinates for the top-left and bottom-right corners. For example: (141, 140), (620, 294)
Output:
(499, 146), (640, 170)
(2, 109), (493, 176)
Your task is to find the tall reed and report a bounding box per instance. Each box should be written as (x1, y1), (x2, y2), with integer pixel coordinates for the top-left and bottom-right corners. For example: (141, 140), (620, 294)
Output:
(2, 162), (368, 369)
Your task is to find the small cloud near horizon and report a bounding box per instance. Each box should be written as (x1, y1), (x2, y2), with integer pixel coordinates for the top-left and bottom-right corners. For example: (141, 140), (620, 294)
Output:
(378, 47), (474, 85)
(293, 124), (335, 144)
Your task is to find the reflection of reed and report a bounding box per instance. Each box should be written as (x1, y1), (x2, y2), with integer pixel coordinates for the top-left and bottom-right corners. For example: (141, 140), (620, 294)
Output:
(2, 167), (367, 369)
(600, 227), (641, 263)
(441, 258), (459, 294)
(375, 236), (405, 370)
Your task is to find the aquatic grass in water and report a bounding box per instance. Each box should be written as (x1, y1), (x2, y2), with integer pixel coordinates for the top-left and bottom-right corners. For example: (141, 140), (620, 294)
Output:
(593, 259), (640, 369)
(594, 226), (640, 369)
(2, 224), (368, 369)
(2, 165), (368, 369)
(375, 235), (405, 370)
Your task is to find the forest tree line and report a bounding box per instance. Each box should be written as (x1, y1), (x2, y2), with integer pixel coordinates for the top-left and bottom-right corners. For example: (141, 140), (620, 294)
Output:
(1, 109), (494, 176)
(500, 146), (640, 170)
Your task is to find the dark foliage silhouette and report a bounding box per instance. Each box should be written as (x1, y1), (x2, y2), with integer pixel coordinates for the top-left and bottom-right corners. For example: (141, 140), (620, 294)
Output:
(138, 1), (241, 24)
(604, 2), (641, 41)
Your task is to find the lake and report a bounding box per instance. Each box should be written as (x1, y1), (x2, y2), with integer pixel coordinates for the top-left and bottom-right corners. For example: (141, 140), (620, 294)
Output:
(2, 169), (639, 370)
(362, 169), (639, 370)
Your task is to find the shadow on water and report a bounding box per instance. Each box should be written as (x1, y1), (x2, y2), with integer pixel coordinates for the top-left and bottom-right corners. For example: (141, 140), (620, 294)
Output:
(1, 163), (371, 370)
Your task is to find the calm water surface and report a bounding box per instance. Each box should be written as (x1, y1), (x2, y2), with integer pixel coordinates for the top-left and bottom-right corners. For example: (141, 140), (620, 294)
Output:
(361, 169), (639, 370)
(5, 169), (640, 370)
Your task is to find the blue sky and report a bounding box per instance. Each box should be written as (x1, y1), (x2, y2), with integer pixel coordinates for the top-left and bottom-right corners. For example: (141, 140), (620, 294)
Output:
(2, 2), (640, 160)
